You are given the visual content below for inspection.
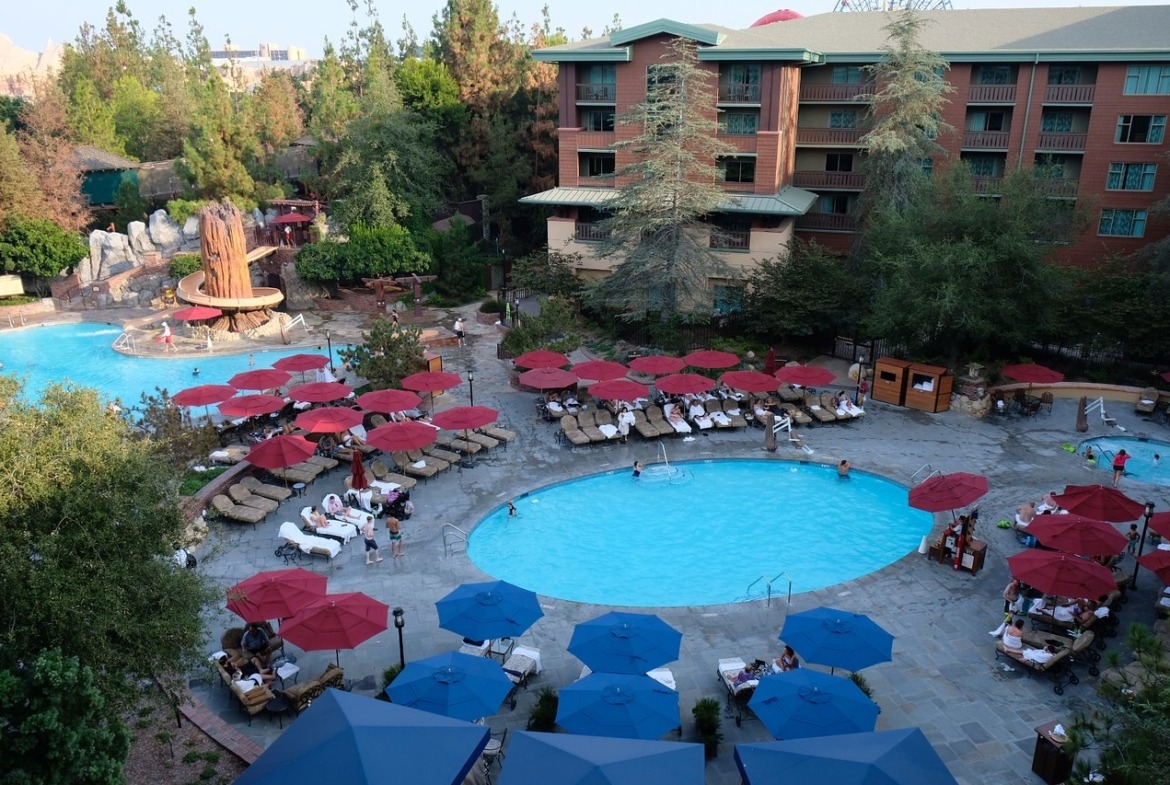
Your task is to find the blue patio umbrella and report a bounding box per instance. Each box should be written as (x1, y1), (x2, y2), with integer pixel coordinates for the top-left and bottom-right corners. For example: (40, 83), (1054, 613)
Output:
(568, 611), (683, 674)
(387, 651), (513, 722)
(779, 607), (894, 673)
(498, 731), (705, 785)
(556, 672), (680, 740)
(235, 688), (488, 785)
(436, 580), (544, 642)
(735, 727), (959, 785)
(748, 669), (880, 740)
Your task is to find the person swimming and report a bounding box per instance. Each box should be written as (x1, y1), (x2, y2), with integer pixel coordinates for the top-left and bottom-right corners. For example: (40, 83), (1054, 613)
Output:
(633, 461), (644, 478)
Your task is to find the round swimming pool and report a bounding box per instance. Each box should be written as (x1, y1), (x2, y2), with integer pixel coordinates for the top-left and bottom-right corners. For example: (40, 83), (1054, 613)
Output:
(1080, 436), (1170, 488)
(467, 460), (933, 607)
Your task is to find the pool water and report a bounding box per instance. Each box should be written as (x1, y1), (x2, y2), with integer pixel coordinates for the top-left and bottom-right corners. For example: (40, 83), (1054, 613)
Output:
(1080, 436), (1170, 487)
(0, 323), (341, 405)
(468, 460), (932, 607)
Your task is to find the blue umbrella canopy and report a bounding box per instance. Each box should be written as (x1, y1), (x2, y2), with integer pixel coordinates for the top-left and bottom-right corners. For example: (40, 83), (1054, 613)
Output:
(556, 673), (680, 740)
(436, 580), (544, 642)
(748, 669), (880, 740)
(235, 689), (488, 785)
(735, 728), (958, 785)
(498, 731), (705, 785)
(568, 611), (683, 675)
(779, 607), (894, 673)
(387, 651), (513, 722)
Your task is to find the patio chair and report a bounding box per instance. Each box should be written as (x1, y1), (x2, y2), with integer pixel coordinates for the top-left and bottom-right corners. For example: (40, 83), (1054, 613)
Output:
(238, 475), (293, 501)
(481, 425), (516, 446)
(298, 506), (358, 544)
(305, 454), (339, 472)
(777, 384), (803, 403)
(391, 451), (443, 482)
(803, 391), (837, 425)
(717, 657), (760, 727)
(210, 494), (267, 527)
(465, 430), (501, 450)
(481, 728), (508, 776)
(592, 409), (622, 440)
(424, 443), (464, 464)
(434, 432), (483, 455)
(635, 408), (672, 437)
(1136, 387), (1160, 415)
(559, 415), (591, 446)
(502, 645), (542, 709)
(721, 399), (749, 428)
(267, 465), (318, 485)
(576, 410), (608, 442)
(226, 484), (280, 514)
(994, 640), (1076, 694)
(369, 459), (417, 492)
(780, 402), (813, 427)
(406, 449), (452, 475)
(277, 521), (341, 562)
(705, 399), (733, 429)
(1040, 392), (1054, 415)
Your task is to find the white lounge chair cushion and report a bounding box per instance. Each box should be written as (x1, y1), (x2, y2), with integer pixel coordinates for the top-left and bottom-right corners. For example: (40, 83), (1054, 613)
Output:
(597, 423), (619, 439)
(278, 521), (341, 557)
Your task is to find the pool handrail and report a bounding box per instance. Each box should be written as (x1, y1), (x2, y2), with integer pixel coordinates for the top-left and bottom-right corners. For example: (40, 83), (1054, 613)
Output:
(911, 465), (941, 485)
(745, 572), (792, 608)
(442, 523), (468, 557)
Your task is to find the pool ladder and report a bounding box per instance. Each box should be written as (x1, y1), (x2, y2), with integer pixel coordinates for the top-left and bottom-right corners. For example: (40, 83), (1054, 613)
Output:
(442, 523), (468, 557)
(911, 465), (942, 485)
(113, 332), (136, 353)
(746, 571), (792, 608)
(6, 311), (25, 328)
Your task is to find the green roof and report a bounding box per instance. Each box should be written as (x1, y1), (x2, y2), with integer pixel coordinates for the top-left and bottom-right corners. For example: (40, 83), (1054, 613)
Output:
(519, 186), (817, 216)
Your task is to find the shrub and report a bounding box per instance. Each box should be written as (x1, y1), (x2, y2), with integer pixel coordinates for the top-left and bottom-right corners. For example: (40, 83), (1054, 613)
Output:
(169, 254), (202, 278)
(692, 697), (723, 758)
(479, 298), (503, 314)
(849, 671), (874, 699)
(526, 686), (558, 731)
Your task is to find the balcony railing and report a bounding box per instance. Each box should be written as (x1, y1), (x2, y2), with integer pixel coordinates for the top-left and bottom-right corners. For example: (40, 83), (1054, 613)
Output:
(795, 127), (863, 145)
(575, 223), (611, 242)
(710, 229), (751, 251)
(792, 171), (866, 189)
(1036, 179), (1080, 198)
(1044, 84), (1095, 104)
(578, 175), (615, 188)
(799, 83), (872, 102)
(962, 130), (1010, 149)
(718, 84), (761, 103)
(576, 83), (616, 102)
(968, 84), (1017, 103)
(972, 177), (1003, 194)
(795, 213), (857, 231)
(1035, 132), (1087, 151)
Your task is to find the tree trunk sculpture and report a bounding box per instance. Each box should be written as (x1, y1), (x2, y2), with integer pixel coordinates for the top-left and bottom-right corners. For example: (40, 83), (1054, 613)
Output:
(200, 201), (252, 301)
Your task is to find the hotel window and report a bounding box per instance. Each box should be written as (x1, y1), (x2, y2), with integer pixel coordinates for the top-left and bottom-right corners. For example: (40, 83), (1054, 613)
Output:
(1047, 66), (1082, 85)
(1123, 65), (1170, 95)
(818, 193), (851, 214)
(582, 110), (614, 132)
(719, 157), (756, 183)
(966, 155), (1001, 177)
(973, 65), (1014, 84)
(586, 65), (615, 85)
(720, 112), (759, 135)
(920, 157), (935, 175)
(1040, 112), (1073, 133)
(829, 110), (858, 129)
(1098, 209), (1147, 237)
(713, 284), (745, 313)
(580, 154), (615, 178)
(1106, 163), (1156, 191)
(831, 66), (864, 84)
(1116, 115), (1166, 144)
(720, 64), (761, 102)
(968, 111), (1006, 132)
(826, 153), (854, 172)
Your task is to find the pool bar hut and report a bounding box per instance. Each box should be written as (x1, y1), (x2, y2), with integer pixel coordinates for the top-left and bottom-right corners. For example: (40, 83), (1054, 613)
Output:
(872, 358), (953, 413)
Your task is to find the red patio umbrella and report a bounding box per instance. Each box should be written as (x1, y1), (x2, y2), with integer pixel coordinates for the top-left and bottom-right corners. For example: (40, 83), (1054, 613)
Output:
(1053, 484), (1146, 523)
(400, 371), (463, 393)
(720, 370), (780, 394)
(280, 592), (390, 666)
(1148, 511), (1170, 540)
(274, 354), (330, 372)
(171, 305), (224, 321)
(518, 367), (579, 390)
(628, 355), (686, 375)
(1136, 549), (1170, 584)
(366, 421), (438, 452)
(513, 349), (571, 369)
(226, 568), (328, 624)
(271, 212), (314, 224)
(432, 406), (499, 432)
(571, 360), (629, 381)
(295, 406), (365, 434)
(1026, 513), (1128, 557)
(656, 373), (716, 396)
(357, 389), (422, 414)
(245, 434), (317, 469)
(683, 349), (740, 370)
(229, 369), (292, 391)
(173, 384), (237, 408)
(589, 379), (649, 401)
(218, 394), (286, 419)
(909, 473), (990, 513)
(1161, 371), (1170, 384)
(351, 450), (369, 492)
(289, 381), (353, 403)
(1007, 550), (1116, 598)
(1002, 363), (1065, 384)
(775, 365), (837, 388)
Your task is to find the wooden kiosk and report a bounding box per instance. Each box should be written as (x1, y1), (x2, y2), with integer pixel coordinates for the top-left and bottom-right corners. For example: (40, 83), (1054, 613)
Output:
(871, 358), (912, 406)
(904, 363), (953, 413)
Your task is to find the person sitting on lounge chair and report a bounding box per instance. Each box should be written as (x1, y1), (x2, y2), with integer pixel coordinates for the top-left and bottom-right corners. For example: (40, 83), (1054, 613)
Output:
(1014, 502), (1037, 530)
(309, 506), (329, 529)
(1020, 644), (1058, 665)
(774, 645), (799, 672)
(664, 404), (692, 433)
(687, 401), (713, 429)
(1001, 618), (1025, 654)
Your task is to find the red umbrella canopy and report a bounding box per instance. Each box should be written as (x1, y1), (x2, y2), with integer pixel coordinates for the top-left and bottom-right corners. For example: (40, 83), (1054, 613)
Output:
(271, 212), (313, 224)
(295, 407), (365, 434)
(571, 360), (629, 381)
(171, 305), (224, 321)
(656, 373), (716, 396)
(432, 406), (499, 431)
(274, 353), (330, 372)
(351, 451), (369, 492)
(628, 355), (686, 375)
(401, 371), (463, 393)
(366, 421), (438, 452)
(289, 381), (353, 403)
(763, 347), (778, 375)
(218, 394), (286, 418)
(281, 592), (390, 656)
(513, 349), (571, 369)
(1137, 549), (1170, 584)
(1162, 370), (1170, 384)
(774, 365), (837, 388)
(1053, 484), (1146, 523)
(173, 384), (237, 408)
(1007, 550), (1117, 598)
(229, 369), (291, 391)
(245, 434), (317, 469)
(720, 370), (780, 394)
(908, 473), (990, 513)
(1026, 513), (1128, 557)
(357, 389), (422, 413)
(1002, 363), (1065, 384)
(518, 367), (579, 390)
(683, 349), (740, 370)
(589, 379), (649, 401)
(226, 568), (328, 623)
(1148, 511), (1170, 540)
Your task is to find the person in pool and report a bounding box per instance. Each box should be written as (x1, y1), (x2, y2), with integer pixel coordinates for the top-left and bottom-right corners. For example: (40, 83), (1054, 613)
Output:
(837, 459), (851, 478)
(632, 461), (644, 478)
(1112, 449), (1131, 487)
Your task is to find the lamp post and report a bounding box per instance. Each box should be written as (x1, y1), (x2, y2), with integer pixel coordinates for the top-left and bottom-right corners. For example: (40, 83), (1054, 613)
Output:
(325, 329), (334, 373)
(854, 352), (868, 406)
(1130, 502), (1156, 589)
(468, 371), (475, 407)
(392, 607), (405, 669)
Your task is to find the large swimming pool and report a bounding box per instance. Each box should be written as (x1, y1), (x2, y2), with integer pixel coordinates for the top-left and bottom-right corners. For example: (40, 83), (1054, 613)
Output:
(468, 460), (932, 607)
(1080, 436), (1170, 488)
(0, 322), (339, 405)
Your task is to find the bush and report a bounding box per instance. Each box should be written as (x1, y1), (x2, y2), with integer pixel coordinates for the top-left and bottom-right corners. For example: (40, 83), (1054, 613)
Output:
(526, 686), (558, 731)
(165, 199), (213, 226)
(377, 664), (402, 700)
(849, 671), (874, 699)
(692, 697), (723, 758)
(169, 254), (202, 278)
(177, 467), (227, 497)
(479, 298), (503, 314)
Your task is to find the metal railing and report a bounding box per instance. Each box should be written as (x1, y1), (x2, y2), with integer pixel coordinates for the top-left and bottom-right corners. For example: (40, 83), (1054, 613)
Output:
(1044, 84), (1095, 104)
(442, 524), (468, 557)
(795, 127), (863, 145)
(799, 83), (872, 102)
(5, 310), (26, 328)
(792, 171), (865, 189)
(962, 130), (1010, 149)
(574, 223), (610, 242)
(1035, 132), (1087, 151)
(718, 84), (761, 103)
(911, 465), (941, 485)
(968, 84), (1017, 103)
(746, 571), (792, 608)
(113, 333), (136, 353)
(575, 83), (616, 102)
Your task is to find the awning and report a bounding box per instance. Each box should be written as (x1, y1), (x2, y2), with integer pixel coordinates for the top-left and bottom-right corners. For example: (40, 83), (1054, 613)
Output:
(519, 185), (817, 216)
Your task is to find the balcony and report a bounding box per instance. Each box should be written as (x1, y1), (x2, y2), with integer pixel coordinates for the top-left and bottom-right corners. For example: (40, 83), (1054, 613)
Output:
(962, 130), (1010, 149)
(796, 127), (863, 145)
(578, 176), (614, 189)
(1036, 179), (1079, 198)
(710, 229), (751, 251)
(1044, 84), (1095, 104)
(718, 84), (761, 103)
(576, 131), (615, 149)
(795, 213), (857, 232)
(972, 177), (1003, 194)
(799, 83), (872, 102)
(575, 223), (611, 242)
(576, 83), (615, 102)
(1035, 132), (1087, 152)
(968, 84), (1017, 103)
(792, 171), (865, 189)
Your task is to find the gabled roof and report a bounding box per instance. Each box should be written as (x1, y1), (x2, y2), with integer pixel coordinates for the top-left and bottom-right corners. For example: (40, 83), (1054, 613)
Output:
(72, 145), (137, 172)
(609, 19), (724, 47)
(519, 186), (817, 217)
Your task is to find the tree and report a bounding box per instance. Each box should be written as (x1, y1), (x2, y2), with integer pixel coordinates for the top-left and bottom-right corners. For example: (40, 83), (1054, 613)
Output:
(0, 216), (88, 284)
(509, 248), (581, 299)
(109, 75), (164, 161)
(418, 223), (494, 301)
(132, 387), (221, 467)
(501, 295), (580, 356)
(17, 79), (90, 232)
(0, 126), (47, 225)
(295, 225), (430, 284)
(249, 70), (305, 156)
(742, 240), (865, 342)
(66, 75), (125, 156)
(338, 318), (425, 389)
(588, 36), (737, 321)
(178, 79), (257, 199)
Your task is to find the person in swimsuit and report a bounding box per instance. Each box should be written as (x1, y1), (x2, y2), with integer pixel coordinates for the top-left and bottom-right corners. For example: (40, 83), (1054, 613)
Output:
(387, 515), (404, 558)
(507, 501), (517, 516)
(632, 461), (644, 478)
(774, 644), (799, 672)
(363, 516), (383, 564)
(1112, 449), (1131, 487)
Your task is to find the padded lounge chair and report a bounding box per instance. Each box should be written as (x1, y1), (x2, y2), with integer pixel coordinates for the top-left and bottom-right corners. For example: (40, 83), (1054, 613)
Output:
(465, 431), (501, 450)
(391, 451), (444, 481)
(298, 506), (358, 544)
(560, 415), (591, 446)
(803, 391), (837, 425)
(717, 658), (760, 727)
(424, 444), (464, 464)
(822, 391), (862, 421)
(660, 404), (692, 434)
(434, 433), (483, 455)
(705, 399), (733, 428)
(238, 475), (293, 501)
(593, 409), (622, 440)
(407, 449), (451, 475)
(227, 484), (280, 514)
(502, 645), (542, 709)
(631, 410), (661, 439)
(994, 640), (1077, 694)
(210, 494), (267, 526)
(305, 454), (339, 472)
(278, 521), (341, 562)
(369, 459), (417, 492)
(777, 384), (803, 403)
(481, 425), (516, 446)
(576, 410), (608, 442)
(268, 466), (317, 485)
(721, 399), (748, 428)
(1137, 387), (1160, 414)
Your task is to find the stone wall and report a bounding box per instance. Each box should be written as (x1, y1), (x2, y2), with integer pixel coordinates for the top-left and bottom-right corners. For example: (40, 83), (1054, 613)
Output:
(951, 374), (992, 419)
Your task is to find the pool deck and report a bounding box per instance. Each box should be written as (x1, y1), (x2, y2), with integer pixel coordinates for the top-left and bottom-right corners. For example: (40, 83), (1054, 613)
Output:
(171, 307), (1170, 784)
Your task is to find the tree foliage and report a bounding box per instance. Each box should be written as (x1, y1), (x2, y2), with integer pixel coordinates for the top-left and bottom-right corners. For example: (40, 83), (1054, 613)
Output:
(295, 224), (430, 284)
(338, 318), (425, 389)
(742, 240), (865, 341)
(509, 248), (581, 299)
(417, 222), (494, 301)
(0, 215), (87, 280)
(0, 126), (47, 226)
(16, 80), (90, 233)
(501, 295), (581, 356)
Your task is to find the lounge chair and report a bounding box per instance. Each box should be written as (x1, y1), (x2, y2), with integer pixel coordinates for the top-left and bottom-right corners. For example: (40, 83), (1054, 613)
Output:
(560, 415), (591, 446)
(435, 433), (483, 455)
(407, 449), (452, 475)
(803, 391), (837, 425)
(592, 409), (622, 440)
(464, 430), (501, 450)
(424, 444), (464, 464)
(210, 494), (267, 526)
(822, 391), (863, 421)
(576, 410), (608, 442)
(278, 521), (341, 562)
(778, 402), (812, 426)
(305, 454), (339, 472)
(994, 640), (1077, 694)
(1137, 387), (1160, 414)
(777, 384), (803, 403)
(282, 664), (345, 714)
(481, 425), (516, 446)
(717, 657), (760, 726)
(299, 506), (358, 544)
(268, 466), (318, 485)
(238, 475), (293, 501)
(212, 654), (274, 723)
(721, 399), (748, 428)
(347, 425), (378, 455)
(502, 645), (543, 709)
(369, 459), (417, 492)
(661, 404), (693, 434)
(209, 446), (249, 465)
(705, 399), (733, 428)
(227, 484), (280, 514)
(631, 410), (662, 439)
(640, 408), (674, 437)
(1021, 628), (1100, 677)
(391, 450), (443, 481)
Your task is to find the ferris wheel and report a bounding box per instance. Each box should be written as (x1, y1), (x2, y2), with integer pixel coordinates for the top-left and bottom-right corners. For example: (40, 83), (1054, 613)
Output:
(834, 0), (954, 10)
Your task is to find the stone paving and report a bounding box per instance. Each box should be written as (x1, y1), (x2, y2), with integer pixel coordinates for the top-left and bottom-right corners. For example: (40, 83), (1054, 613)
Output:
(185, 309), (1170, 784)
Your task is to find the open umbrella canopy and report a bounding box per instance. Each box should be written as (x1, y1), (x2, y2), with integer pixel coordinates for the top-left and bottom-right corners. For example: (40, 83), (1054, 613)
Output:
(1137, 549), (1170, 584)
(720, 370), (780, 394)
(1002, 363), (1065, 384)
(735, 728), (959, 785)
(270, 212), (313, 224)
(357, 389), (422, 413)
(1007, 550), (1117, 598)
(295, 407), (365, 434)
(589, 379), (650, 401)
(171, 305), (223, 321)
(236, 690), (490, 785)
(432, 406), (499, 432)
(173, 384), (237, 408)
(274, 353), (330, 372)
(628, 355), (686, 375)
(245, 434), (317, 469)
(226, 568), (327, 624)
(281, 592), (389, 662)
(774, 365), (836, 388)
(568, 611), (682, 675)
(401, 371), (463, 393)
(572, 360), (629, 381)
(1053, 484), (1146, 522)
(387, 651), (513, 722)
(683, 349), (739, 370)
(351, 451), (369, 492)
(655, 373), (715, 396)
(1026, 513), (1128, 557)
(1148, 511), (1170, 540)
(289, 381), (353, 403)
(779, 608), (894, 673)
(519, 367), (579, 390)
(436, 580), (544, 642)
(513, 349), (571, 369)
(219, 394), (286, 419)
(366, 421), (438, 452)
(748, 669), (879, 741)
(229, 369), (292, 391)
(908, 473), (989, 513)
(497, 731), (704, 785)
(556, 673), (680, 740)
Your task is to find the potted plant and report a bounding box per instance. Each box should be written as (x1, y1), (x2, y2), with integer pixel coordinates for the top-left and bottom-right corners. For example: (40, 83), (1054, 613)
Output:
(526, 686), (558, 731)
(849, 671), (874, 700)
(692, 697), (724, 758)
(376, 664), (402, 701)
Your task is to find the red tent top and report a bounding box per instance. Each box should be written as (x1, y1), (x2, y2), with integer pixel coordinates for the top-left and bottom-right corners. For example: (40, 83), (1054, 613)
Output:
(751, 9), (803, 26)
(514, 349), (571, 370)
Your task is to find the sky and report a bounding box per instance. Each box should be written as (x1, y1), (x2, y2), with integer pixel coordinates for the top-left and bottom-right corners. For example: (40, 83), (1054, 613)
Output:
(4, 0), (1167, 57)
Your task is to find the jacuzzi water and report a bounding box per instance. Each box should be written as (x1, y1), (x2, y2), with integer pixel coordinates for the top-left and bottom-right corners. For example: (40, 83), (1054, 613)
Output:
(1079, 436), (1170, 488)
(468, 459), (932, 607)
